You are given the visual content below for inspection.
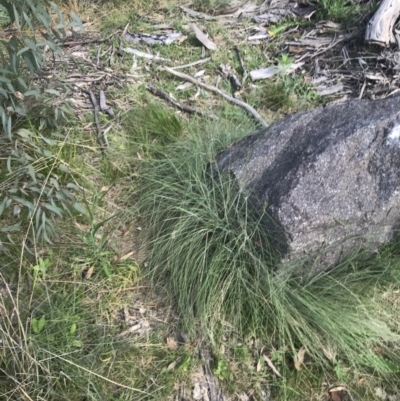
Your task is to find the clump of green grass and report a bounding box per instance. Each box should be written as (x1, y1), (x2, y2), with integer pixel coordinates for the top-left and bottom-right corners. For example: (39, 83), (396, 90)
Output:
(123, 102), (185, 159)
(261, 74), (319, 113)
(0, 239), (185, 401)
(191, 0), (231, 14)
(316, 0), (362, 23)
(134, 114), (400, 387)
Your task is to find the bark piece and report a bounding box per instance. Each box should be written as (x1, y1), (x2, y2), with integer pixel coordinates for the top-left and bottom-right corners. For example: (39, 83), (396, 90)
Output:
(193, 24), (217, 51)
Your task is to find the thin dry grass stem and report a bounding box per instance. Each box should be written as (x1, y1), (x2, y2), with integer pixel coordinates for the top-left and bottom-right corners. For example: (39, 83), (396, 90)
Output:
(40, 349), (153, 395)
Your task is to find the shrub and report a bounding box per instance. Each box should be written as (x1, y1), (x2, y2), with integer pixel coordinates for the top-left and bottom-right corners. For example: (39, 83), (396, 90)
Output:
(0, 0), (84, 250)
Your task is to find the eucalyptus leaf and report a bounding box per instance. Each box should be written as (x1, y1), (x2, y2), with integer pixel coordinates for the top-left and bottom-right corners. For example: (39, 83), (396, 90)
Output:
(17, 129), (33, 139)
(58, 164), (70, 173)
(11, 196), (34, 209)
(35, 208), (42, 232)
(43, 202), (63, 218)
(26, 164), (37, 183)
(22, 11), (34, 31)
(55, 191), (66, 201)
(12, 4), (20, 29)
(50, 178), (60, 190)
(16, 47), (30, 56)
(73, 202), (86, 215)
(0, 197), (12, 216)
(45, 89), (61, 96)
(66, 183), (80, 192)
(37, 149), (53, 157)
(24, 89), (40, 97)
(0, 88), (8, 98)
(1, 223), (21, 233)
(61, 189), (75, 201)
(40, 136), (57, 146)
(17, 77), (28, 90)
(43, 229), (54, 245)
(0, 75), (11, 83)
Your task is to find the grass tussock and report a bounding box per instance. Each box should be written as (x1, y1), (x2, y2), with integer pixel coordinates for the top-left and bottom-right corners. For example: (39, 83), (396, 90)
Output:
(134, 113), (400, 384)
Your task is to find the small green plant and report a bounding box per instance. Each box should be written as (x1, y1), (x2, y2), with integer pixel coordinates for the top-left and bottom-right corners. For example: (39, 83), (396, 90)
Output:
(31, 315), (46, 333)
(76, 189), (118, 277)
(316, 0), (361, 22)
(213, 359), (232, 381)
(268, 18), (301, 37)
(276, 54), (294, 68)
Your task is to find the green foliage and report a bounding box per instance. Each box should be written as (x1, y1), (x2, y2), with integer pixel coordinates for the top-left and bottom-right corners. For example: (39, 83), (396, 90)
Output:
(0, 0), (83, 247)
(0, 0), (82, 138)
(213, 359), (232, 381)
(0, 127), (84, 248)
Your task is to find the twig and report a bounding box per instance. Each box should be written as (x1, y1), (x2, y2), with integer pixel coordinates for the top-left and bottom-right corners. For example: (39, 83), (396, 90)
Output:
(163, 67), (268, 127)
(171, 57), (211, 70)
(146, 84), (207, 117)
(124, 47), (169, 62)
(98, 285), (149, 294)
(77, 87), (107, 155)
(62, 31), (118, 47)
(297, 31), (361, 63)
(96, 46), (101, 64)
(220, 63), (242, 94)
(358, 79), (366, 99)
(62, 38), (107, 47)
(40, 349), (150, 395)
(99, 90), (115, 118)
(234, 45), (248, 84)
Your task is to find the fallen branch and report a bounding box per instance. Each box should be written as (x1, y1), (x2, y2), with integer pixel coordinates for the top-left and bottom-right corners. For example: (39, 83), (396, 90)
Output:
(163, 67), (268, 128)
(365, 0), (400, 46)
(146, 84), (207, 117)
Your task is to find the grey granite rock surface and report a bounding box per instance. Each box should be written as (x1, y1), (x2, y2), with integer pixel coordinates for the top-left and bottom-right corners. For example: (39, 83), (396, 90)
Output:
(216, 96), (400, 270)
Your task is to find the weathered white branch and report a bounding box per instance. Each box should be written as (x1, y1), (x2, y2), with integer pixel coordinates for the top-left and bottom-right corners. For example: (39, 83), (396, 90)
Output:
(163, 67), (269, 128)
(365, 0), (400, 46)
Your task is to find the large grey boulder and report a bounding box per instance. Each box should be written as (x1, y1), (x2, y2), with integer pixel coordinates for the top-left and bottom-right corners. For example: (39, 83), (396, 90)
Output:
(216, 96), (400, 271)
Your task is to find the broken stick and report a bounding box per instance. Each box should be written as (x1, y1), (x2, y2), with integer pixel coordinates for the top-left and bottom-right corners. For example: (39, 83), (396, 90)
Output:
(163, 67), (268, 128)
(77, 87), (107, 155)
(145, 84), (207, 117)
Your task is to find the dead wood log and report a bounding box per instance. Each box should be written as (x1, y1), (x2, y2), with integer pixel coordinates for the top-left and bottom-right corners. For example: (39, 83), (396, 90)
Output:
(365, 0), (400, 46)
